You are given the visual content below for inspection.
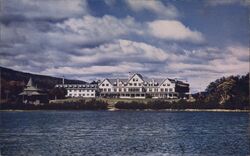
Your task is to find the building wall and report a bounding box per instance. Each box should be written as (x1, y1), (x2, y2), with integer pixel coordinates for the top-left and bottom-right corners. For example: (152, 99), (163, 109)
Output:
(55, 84), (97, 98)
(56, 74), (189, 99)
(66, 89), (96, 98)
(158, 79), (175, 93)
(99, 79), (114, 93)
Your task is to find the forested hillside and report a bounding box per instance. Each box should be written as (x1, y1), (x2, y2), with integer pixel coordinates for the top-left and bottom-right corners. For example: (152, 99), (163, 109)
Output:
(197, 73), (249, 109)
(0, 66), (86, 102)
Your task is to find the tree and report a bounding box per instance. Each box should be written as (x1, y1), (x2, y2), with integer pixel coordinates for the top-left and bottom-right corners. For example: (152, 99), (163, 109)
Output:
(49, 88), (67, 100)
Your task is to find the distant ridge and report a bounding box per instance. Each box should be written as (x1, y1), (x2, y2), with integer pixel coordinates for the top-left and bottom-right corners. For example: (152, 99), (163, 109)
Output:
(0, 66), (86, 91)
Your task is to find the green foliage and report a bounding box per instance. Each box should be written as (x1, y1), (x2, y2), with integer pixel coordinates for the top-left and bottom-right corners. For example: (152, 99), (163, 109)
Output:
(49, 87), (67, 100)
(1, 66), (86, 103)
(0, 99), (108, 110)
(204, 73), (249, 109)
(115, 101), (147, 109)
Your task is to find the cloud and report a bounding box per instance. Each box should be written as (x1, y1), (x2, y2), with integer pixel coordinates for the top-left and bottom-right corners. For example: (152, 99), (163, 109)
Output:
(147, 20), (205, 43)
(55, 15), (143, 45)
(55, 16), (205, 44)
(41, 62), (148, 76)
(1, 0), (88, 20)
(207, 0), (250, 7)
(104, 0), (116, 6)
(125, 0), (178, 18)
(0, 0), (247, 93)
(70, 39), (169, 66)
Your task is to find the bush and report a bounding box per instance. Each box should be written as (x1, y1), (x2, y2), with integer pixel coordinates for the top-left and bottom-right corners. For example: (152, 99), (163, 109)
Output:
(0, 99), (109, 110)
(115, 101), (147, 109)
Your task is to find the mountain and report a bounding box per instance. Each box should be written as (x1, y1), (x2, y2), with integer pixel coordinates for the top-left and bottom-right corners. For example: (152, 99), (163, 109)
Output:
(0, 66), (86, 102)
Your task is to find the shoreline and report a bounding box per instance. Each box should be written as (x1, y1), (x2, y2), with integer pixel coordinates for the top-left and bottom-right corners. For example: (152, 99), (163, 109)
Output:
(1, 109), (249, 112)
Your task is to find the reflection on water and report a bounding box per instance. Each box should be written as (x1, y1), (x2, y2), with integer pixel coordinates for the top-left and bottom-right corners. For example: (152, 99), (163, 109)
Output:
(0, 111), (249, 155)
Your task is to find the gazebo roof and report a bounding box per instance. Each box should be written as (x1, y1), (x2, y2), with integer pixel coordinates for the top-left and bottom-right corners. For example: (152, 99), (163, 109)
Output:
(19, 78), (44, 96)
(19, 91), (45, 96)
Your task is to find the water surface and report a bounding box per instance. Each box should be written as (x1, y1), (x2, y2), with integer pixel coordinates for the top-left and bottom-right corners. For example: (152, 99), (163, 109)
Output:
(0, 111), (249, 155)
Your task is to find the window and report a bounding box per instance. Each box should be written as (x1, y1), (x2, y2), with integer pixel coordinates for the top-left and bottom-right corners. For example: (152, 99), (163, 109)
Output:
(83, 94), (85, 96)
(169, 88), (173, 92)
(104, 88), (107, 92)
(108, 88), (111, 92)
(138, 83), (141, 86)
(102, 84), (105, 86)
(87, 90), (89, 92)
(161, 88), (164, 92)
(114, 88), (117, 92)
(91, 94), (94, 96)
(165, 88), (168, 92)
(163, 84), (166, 86)
(134, 83), (137, 86)
(167, 84), (170, 86)
(133, 78), (135, 81)
(106, 84), (109, 86)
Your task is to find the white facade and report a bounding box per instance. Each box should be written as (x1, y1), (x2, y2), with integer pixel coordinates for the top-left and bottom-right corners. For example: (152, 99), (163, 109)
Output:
(98, 73), (189, 99)
(55, 84), (97, 98)
(55, 73), (189, 99)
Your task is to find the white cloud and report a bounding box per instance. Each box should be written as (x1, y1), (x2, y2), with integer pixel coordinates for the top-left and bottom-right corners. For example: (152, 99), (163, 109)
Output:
(70, 39), (169, 64)
(147, 20), (205, 43)
(164, 45), (249, 91)
(55, 16), (205, 45)
(104, 0), (116, 6)
(126, 0), (178, 18)
(227, 45), (249, 59)
(2, 0), (88, 19)
(56, 15), (143, 44)
(41, 62), (147, 76)
(207, 0), (250, 7)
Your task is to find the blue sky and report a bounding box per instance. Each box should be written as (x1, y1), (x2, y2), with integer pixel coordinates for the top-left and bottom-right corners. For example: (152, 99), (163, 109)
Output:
(0, 0), (249, 92)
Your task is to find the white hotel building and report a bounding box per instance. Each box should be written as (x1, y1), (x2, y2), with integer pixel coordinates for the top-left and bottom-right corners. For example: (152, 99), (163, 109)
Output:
(55, 83), (98, 98)
(55, 73), (189, 99)
(98, 73), (189, 99)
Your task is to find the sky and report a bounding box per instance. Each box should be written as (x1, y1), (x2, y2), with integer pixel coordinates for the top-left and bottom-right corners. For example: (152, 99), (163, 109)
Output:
(0, 0), (249, 92)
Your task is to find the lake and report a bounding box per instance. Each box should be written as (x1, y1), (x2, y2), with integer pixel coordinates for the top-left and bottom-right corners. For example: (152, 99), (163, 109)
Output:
(0, 111), (249, 155)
